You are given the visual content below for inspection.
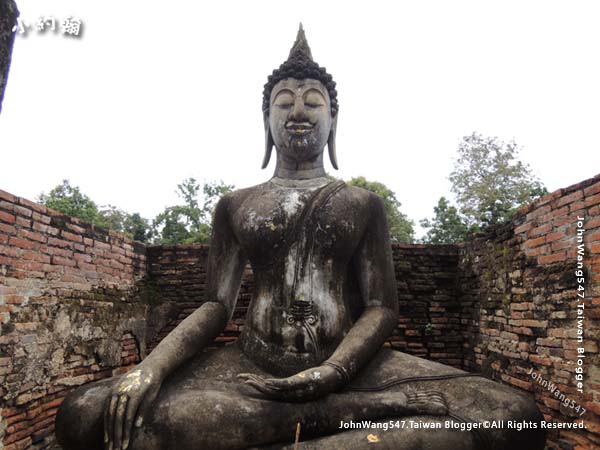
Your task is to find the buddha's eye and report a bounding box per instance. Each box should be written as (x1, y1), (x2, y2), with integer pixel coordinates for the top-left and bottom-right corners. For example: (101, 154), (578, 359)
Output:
(273, 91), (294, 109)
(304, 92), (325, 108)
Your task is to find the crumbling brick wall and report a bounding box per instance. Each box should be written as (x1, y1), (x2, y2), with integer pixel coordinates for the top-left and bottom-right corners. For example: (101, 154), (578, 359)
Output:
(459, 175), (600, 449)
(0, 190), (153, 450)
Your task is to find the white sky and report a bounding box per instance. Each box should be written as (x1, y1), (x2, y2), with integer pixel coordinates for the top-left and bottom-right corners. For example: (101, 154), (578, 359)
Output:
(1, 0), (599, 238)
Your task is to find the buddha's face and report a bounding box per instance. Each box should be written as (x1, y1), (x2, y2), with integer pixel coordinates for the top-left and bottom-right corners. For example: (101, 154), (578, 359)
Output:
(269, 78), (332, 163)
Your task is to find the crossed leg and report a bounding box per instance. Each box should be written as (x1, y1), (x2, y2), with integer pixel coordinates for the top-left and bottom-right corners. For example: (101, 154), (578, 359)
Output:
(57, 373), (447, 450)
(130, 387), (447, 450)
(56, 346), (545, 450)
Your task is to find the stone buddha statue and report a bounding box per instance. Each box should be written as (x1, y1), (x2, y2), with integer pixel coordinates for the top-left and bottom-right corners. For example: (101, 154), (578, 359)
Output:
(56, 26), (546, 450)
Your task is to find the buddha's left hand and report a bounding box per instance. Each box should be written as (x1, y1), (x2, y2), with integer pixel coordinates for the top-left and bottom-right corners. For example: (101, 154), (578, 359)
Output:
(238, 365), (340, 401)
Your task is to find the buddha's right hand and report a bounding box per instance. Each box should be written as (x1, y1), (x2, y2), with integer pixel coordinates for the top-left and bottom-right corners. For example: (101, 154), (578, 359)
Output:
(104, 363), (162, 450)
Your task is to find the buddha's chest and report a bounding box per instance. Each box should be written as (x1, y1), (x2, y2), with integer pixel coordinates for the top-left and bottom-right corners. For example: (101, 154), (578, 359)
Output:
(231, 187), (364, 265)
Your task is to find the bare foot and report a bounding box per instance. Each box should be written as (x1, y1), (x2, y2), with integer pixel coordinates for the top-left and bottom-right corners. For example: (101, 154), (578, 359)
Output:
(405, 389), (448, 416)
(360, 388), (448, 417)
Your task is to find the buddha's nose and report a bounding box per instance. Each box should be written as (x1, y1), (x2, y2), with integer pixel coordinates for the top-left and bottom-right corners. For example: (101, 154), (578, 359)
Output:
(289, 97), (307, 122)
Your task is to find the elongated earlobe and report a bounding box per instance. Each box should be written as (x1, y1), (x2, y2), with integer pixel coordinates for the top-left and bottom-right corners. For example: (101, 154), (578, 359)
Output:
(262, 113), (274, 169)
(328, 115), (338, 170)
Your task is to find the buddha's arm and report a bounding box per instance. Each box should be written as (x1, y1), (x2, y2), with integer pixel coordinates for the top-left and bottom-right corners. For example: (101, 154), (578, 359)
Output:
(323, 193), (399, 382)
(106, 195), (246, 450)
(142, 194), (246, 377)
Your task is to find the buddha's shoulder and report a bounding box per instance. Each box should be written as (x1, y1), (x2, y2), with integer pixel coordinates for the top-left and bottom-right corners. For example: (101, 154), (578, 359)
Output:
(215, 182), (273, 209)
(339, 184), (386, 211)
(342, 184), (379, 201)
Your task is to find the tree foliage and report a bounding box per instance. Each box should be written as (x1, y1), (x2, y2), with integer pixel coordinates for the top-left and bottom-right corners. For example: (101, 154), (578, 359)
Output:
(449, 133), (547, 228)
(347, 176), (414, 243)
(38, 180), (101, 225)
(38, 180), (152, 242)
(420, 197), (469, 244)
(98, 206), (152, 242)
(152, 178), (234, 245)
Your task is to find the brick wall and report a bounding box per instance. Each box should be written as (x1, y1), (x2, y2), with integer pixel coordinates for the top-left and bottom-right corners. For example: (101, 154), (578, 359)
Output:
(0, 190), (154, 450)
(388, 244), (463, 367)
(459, 175), (600, 449)
(1, 173), (599, 449)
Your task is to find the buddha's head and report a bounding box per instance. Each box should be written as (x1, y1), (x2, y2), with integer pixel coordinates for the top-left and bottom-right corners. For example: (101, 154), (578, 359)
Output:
(261, 24), (339, 170)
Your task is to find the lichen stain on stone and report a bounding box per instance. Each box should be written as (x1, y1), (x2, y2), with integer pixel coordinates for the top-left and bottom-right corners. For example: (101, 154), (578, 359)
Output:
(55, 309), (72, 339)
(285, 247), (299, 287)
(246, 210), (260, 229)
(281, 191), (302, 216)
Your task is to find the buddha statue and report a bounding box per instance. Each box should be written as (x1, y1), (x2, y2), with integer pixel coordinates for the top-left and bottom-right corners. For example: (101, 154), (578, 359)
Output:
(56, 25), (546, 450)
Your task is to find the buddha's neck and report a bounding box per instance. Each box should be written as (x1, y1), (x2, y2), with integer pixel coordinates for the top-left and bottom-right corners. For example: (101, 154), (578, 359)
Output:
(273, 152), (327, 180)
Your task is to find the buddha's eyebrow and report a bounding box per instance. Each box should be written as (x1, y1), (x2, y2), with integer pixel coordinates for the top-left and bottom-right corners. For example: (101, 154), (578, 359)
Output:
(303, 88), (326, 102)
(272, 89), (295, 102)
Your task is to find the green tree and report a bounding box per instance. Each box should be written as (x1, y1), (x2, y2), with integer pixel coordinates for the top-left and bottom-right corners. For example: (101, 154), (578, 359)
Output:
(98, 206), (152, 243)
(347, 176), (414, 243)
(420, 197), (469, 244)
(152, 178), (234, 245)
(97, 205), (127, 232)
(449, 133), (547, 228)
(38, 180), (152, 242)
(38, 180), (102, 224)
(123, 213), (153, 243)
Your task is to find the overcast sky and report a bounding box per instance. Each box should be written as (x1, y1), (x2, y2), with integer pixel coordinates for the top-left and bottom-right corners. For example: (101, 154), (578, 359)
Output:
(1, 0), (599, 238)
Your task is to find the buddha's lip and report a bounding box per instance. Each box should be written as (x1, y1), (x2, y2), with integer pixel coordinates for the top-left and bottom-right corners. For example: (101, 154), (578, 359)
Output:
(285, 122), (313, 130)
(286, 123), (313, 136)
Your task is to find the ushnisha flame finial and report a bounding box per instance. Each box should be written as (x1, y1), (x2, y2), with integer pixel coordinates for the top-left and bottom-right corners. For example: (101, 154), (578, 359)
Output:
(288, 23), (313, 62)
